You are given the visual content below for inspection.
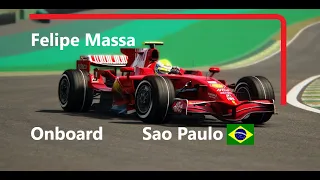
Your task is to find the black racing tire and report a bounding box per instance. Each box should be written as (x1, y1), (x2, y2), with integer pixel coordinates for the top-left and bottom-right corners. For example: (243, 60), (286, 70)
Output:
(234, 76), (275, 124)
(58, 69), (93, 112)
(161, 76), (176, 121)
(135, 75), (175, 124)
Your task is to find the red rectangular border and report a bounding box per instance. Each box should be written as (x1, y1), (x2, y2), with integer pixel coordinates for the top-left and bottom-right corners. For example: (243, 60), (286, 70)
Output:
(30, 13), (287, 105)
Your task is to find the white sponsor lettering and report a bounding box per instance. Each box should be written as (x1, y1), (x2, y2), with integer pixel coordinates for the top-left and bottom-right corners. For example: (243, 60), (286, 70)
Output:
(226, 94), (235, 101)
(173, 101), (184, 113)
(217, 88), (230, 92)
(208, 92), (217, 99)
(100, 55), (106, 63)
(114, 55), (120, 64)
(120, 55), (127, 64)
(219, 91), (233, 95)
(88, 55), (128, 65)
(94, 55), (100, 63)
(91, 76), (99, 82)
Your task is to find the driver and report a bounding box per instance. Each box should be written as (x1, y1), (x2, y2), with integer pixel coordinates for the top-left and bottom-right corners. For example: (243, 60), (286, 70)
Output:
(148, 59), (181, 75)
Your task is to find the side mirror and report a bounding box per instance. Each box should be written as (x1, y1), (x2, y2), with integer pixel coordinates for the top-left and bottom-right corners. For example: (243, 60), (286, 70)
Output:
(209, 67), (220, 77)
(209, 67), (220, 73)
(120, 67), (134, 73)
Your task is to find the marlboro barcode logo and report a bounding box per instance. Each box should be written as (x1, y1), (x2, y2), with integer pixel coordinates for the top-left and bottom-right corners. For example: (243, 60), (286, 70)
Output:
(89, 55), (128, 65)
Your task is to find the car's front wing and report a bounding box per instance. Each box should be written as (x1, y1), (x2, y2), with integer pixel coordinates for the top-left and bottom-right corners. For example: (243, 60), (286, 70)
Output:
(171, 98), (276, 122)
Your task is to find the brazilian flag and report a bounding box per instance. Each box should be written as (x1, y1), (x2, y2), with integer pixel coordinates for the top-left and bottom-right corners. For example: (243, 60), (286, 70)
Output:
(227, 124), (254, 145)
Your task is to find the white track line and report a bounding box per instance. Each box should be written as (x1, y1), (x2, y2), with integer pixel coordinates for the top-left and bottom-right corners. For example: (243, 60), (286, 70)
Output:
(231, 21), (320, 69)
(287, 75), (320, 114)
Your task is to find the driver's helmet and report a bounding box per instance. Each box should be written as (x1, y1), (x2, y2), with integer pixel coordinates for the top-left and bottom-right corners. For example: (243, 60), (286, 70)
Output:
(155, 59), (172, 75)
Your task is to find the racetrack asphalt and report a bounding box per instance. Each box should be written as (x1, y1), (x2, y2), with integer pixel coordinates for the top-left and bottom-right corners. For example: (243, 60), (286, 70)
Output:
(1, 24), (320, 171)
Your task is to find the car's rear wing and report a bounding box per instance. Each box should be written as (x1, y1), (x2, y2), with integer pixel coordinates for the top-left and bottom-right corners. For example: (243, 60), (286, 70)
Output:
(76, 54), (129, 72)
(76, 40), (163, 72)
(79, 55), (128, 67)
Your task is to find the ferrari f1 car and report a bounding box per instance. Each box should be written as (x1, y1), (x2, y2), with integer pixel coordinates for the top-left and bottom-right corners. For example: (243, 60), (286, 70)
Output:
(58, 41), (276, 124)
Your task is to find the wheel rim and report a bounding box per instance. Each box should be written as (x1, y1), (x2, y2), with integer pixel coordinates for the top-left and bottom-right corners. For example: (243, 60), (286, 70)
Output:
(236, 86), (251, 101)
(136, 84), (152, 114)
(59, 76), (70, 106)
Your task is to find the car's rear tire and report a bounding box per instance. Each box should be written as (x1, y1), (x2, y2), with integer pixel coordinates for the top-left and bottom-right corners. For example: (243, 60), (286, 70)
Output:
(234, 76), (275, 124)
(135, 76), (175, 124)
(58, 69), (93, 112)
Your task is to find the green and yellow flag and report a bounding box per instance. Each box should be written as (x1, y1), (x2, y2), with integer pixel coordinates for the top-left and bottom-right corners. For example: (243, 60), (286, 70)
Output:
(227, 124), (254, 145)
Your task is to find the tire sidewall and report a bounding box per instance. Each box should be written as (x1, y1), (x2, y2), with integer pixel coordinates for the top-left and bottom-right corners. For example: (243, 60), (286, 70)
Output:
(58, 70), (93, 112)
(58, 73), (71, 108)
(235, 82), (253, 101)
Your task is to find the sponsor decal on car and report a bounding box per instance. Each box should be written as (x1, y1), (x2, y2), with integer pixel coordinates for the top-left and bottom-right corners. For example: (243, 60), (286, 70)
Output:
(173, 101), (184, 113)
(91, 77), (99, 82)
(226, 94), (235, 101)
(217, 88), (230, 92)
(208, 92), (217, 100)
(172, 100), (187, 114)
(211, 84), (225, 88)
(90, 74), (100, 82)
(207, 81), (217, 84)
(188, 101), (209, 105)
(112, 79), (122, 93)
(90, 55), (128, 65)
(207, 80), (225, 88)
(219, 91), (233, 95)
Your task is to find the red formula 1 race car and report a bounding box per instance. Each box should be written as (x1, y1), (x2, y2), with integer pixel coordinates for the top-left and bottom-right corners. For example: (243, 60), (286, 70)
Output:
(58, 41), (276, 125)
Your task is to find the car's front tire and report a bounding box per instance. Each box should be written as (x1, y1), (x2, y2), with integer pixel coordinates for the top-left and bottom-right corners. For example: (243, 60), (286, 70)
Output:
(235, 76), (275, 124)
(135, 76), (175, 124)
